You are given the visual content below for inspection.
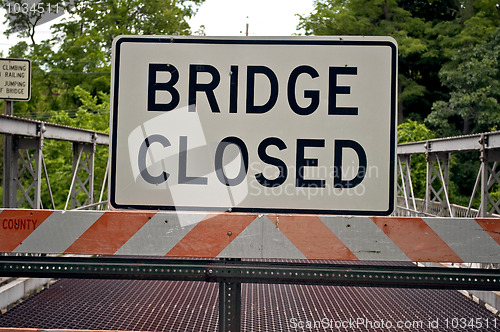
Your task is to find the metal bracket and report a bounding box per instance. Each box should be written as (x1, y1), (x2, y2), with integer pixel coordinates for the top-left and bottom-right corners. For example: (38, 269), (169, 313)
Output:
(219, 281), (241, 332)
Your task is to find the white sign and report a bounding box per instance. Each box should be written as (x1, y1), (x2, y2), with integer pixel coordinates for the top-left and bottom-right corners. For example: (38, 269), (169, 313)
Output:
(0, 58), (31, 101)
(110, 36), (397, 215)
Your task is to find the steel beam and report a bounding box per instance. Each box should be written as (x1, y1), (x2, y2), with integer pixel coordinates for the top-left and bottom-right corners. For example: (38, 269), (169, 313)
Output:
(219, 281), (241, 332)
(2, 103), (15, 208)
(0, 256), (499, 290)
(2, 134), (16, 208)
(3, 136), (43, 208)
(4, 256), (498, 332)
(480, 135), (500, 217)
(0, 115), (107, 210)
(398, 131), (500, 155)
(397, 154), (416, 212)
(0, 115), (109, 145)
(426, 150), (452, 216)
(68, 142), (95, 210)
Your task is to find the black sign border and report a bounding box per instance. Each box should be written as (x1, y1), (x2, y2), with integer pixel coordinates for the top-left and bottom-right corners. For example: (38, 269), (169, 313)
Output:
(110, 36), (397, 216)
(0, 58), (31, 101)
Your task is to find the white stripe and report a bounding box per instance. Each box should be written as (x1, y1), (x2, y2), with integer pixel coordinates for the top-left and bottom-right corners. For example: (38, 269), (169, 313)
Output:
(13, 210), (103, 254)
(218, 215), (306, 259)
(320, 216), (410, 261)
(424, 217), (500, 263)
(116, 212), (205, 256)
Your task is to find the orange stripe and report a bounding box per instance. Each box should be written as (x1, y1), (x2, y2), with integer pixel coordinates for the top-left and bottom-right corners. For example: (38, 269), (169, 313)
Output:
(0, 209), (53, 252)
(167, 214), (256, 257)
(64, 211), (155, 255)
(475, 218), (500, 247)
(275, 215), (357, 260)
(371, 217), (463, 262)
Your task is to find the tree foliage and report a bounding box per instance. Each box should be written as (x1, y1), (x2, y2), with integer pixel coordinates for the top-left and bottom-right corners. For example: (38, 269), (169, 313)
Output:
(2, 0), (204, 119)
(397, 120), (434, 198)
(1, 0), (204, 208)
(299, 0), (445, 122)
(299, 0), (500, 135)
(427, 26), (500, 135)
(300, 0), (500, 206)
(397, 119), (434, 144)
(3, 0), (500, 209)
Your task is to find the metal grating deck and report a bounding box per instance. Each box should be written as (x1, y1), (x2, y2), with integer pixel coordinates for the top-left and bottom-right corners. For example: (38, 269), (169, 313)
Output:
(0, 277), (498, 331)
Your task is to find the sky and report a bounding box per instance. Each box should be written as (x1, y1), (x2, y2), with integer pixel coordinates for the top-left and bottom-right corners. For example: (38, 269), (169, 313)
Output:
(0, 0), (315, 56)
(189, 0), (315, 36)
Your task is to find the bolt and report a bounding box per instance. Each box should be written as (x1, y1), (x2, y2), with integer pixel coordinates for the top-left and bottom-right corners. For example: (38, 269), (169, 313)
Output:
(227, 231), (232, 236)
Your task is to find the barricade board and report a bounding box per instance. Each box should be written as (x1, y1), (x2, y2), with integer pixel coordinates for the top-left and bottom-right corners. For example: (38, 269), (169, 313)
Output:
(1, 209), (500, 263)
(110, 36), (397, 215)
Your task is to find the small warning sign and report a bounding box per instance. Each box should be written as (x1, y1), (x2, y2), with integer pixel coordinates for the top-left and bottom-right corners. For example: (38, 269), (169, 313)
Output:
(0, 58), (31, 101)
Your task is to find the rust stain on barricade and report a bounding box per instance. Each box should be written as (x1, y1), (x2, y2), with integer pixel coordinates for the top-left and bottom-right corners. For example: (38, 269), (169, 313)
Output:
(0, 210), (53, 252)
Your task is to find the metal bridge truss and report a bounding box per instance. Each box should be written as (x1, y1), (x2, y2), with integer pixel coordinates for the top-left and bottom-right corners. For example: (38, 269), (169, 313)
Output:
(396, 131), (500, 217)
(0, 115), (109, 210)
(2, 115), (500, 216)
(2, 115), (500, 331)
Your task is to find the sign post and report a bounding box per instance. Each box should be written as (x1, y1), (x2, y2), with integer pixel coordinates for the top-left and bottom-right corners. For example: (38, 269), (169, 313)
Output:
(1, 58), (31, 208)
(110, 36), (397, 215)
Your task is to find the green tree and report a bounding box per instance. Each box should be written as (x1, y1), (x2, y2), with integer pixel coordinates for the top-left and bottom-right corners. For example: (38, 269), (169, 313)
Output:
(427, 27), (500, 135)
(299, 0), (500, 207)
(1, 0), (67, 45)
(40, 86), (110, 209)
(1, 0), (205, 208)
(298, 0), (449, 122)
(2, 0), (204, 120)
(397, 119), (435, 198)
(299, 0), (500, 129)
